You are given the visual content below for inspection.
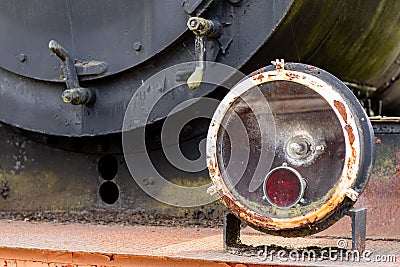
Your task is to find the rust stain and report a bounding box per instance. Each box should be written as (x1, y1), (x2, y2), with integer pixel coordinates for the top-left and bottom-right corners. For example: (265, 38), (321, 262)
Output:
(256, 67), (264, 73)
(209, 159), (216, 178)
(285, 72), (300, 80)
(228, 96), (239, 106)
(333, 100), (347, 123)
(251, 68), (264, 79)
(219, 183), (347, 231)
(220, 195), (273, 230)
(375, 137), (382, 144)
(356, 235), (365, 252)
(394, 152), (400, 176)
(309, 80), (323, 88)
(249, 210), (273, 223)
(344, 134), (358, 184)
(349, 151), (357, 172)
(344, 124), (355, 146)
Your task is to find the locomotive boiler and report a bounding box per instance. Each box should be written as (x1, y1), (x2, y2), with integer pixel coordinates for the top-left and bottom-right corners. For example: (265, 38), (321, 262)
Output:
(0, 0), (399, 239)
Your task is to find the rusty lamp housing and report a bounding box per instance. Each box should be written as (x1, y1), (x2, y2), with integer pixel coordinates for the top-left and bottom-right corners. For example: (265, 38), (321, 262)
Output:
(207, 62), (375, 237)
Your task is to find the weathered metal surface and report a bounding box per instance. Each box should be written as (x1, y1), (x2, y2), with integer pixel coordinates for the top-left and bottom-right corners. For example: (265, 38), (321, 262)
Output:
(187, 17), (219, 37)
(347, 208), (367, 252)
(317, 125), (400, 239)
(2, 1), (398, 87)
(0, 115), (398, 239)
(0, 221), (398, 266)
(0, 0), (213, 81)
(224, 212), (242, 249)
(0, 0), (398, 137)
(0, 114), (397, 233)
(206, 63), (375, 236)
(353, 124), (400, 238)
(0, 0), (293, 136)
(249, 0), (400, 90)
(377, 79), (400, 116)
(225, 207), (368, 253)
(186, 16), (223, 90)
(0, 120), (222, 220)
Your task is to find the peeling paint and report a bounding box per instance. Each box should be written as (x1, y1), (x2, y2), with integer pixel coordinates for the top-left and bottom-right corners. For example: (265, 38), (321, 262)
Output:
(334, 100), (347, 123)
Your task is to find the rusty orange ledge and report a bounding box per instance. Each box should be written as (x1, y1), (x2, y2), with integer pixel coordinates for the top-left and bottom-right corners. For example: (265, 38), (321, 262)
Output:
(0, 220), (399, 267)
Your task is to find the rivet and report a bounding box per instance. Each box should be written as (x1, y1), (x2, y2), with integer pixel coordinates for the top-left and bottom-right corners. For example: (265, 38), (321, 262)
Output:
(16, 53), (26, 63)
(133, 42), (142, 51)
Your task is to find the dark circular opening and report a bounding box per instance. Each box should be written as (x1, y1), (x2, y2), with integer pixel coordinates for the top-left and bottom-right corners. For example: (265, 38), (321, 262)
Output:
(99, 181), (119, 204)
(98, 155), (118, 180)
(265, 168), (302, 207)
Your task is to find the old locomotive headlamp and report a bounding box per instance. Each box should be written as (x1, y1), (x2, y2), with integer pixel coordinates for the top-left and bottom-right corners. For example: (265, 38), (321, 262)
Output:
(206, 61), (375, 237)
(263, 164), (306, 208)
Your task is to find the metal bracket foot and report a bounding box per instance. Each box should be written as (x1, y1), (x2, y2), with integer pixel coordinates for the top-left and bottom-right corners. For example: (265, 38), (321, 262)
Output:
(224, 208), (367, 253)
(223, 212), (242, 250)
(346, 207), (367, 252)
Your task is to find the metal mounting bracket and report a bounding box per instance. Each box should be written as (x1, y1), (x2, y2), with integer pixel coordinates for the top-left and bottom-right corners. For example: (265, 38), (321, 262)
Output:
(48, 40), (105, 106)
(224, 208), (367, 252)
(186, 17), (221, 90)
(223, 212), (242, 250)
(345, 207), (367, 252)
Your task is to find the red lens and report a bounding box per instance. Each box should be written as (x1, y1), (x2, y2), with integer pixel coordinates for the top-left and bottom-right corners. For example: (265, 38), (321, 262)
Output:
(265, 168), (302, 207)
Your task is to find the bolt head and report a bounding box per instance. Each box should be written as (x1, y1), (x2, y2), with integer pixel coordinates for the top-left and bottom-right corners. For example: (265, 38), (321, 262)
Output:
(133, 42), (142, 51)
(62, 91), (73, 103)
(16, 53), (26, 63)
(188, 18), (200, 30)
(190, 20), (198, 28)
